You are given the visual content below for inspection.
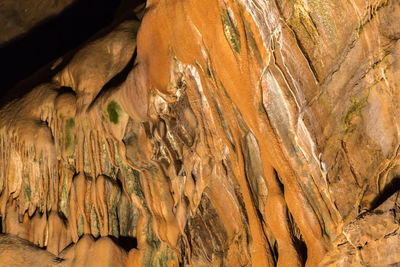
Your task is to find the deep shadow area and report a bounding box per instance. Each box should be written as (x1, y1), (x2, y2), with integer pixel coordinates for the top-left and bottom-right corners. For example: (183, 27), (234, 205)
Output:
(370, 177), (400, 210)
(110, 235), (138, 251)
(0, 0), (123, 105)
(293, 233), (307, 265)
(277, 170), (308, 264)
(287, 208), (308, 265)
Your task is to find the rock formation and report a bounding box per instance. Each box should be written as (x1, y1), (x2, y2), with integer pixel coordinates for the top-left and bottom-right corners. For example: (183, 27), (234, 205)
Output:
(0, 0), (400, 266)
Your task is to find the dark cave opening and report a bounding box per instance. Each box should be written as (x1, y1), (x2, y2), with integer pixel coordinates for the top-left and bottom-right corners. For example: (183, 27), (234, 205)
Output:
(274, 170), (308, 264)
(370, 177), (400, 210)
(110, 235), (138, 252)
(287, 207), (308, 265)
(0, 0), (120, 94)
(292, 228), (308, 265)
(0, 0), (146, 108)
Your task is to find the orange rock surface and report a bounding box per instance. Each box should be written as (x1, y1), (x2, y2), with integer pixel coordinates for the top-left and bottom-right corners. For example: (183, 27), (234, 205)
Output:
(0, 0), (400, 266)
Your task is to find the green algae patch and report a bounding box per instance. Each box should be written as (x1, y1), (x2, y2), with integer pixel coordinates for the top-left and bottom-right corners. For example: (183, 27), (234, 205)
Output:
(107, 181), (121, 238)
(244, 20), (263, 67)
(107, 100), (122, 124)
(24, 185), (31, 202)
(83, 139), (92, 175)
(66, 118), (75, 130)
(65, 118), (75, 150)
(60, 166), (72, 217)
(140, 220), (178, 267)
(154, 248), (177, 267)
(308, 0), (337, 38)
(206, 65), (212, 78)
(77, 215), (84, 237)
(90, 207), (100, 238)
(60, 183), (68, 215)
(221, 9), (241, 54)
(344, 96), (367, 133)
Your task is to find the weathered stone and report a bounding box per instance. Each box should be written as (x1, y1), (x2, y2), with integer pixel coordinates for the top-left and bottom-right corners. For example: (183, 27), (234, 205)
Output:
(0, 0), (400, 266)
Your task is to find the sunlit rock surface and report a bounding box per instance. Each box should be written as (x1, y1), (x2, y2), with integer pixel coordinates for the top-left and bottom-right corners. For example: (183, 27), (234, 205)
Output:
(0, 0), (400, 266)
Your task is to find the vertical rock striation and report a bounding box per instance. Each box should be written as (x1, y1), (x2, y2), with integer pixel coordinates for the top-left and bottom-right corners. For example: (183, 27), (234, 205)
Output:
(0, 0), (400, 266)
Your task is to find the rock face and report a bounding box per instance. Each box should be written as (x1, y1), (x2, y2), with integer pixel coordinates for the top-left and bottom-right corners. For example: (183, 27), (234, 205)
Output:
(0, 0), (75, 44)
(0, 0), (400, 266)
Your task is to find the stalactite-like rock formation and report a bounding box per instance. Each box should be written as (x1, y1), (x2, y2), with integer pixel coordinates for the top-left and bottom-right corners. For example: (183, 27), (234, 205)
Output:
(1, 0), (400, 266)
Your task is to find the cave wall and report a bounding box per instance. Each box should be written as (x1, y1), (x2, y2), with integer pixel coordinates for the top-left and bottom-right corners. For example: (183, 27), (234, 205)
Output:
(0, 0), (400, 266)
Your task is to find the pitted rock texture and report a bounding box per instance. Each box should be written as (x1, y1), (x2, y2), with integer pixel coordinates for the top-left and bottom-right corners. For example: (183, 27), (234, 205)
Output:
(0, 0), (400, 266)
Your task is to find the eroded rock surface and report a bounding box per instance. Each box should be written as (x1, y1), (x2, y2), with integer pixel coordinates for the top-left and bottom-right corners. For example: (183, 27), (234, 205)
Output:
(0, 0), (75, 44)
(0, 0), (400, 266)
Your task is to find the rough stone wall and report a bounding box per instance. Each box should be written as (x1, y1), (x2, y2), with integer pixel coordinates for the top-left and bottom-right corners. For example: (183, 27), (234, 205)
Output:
(0, 0), (400, 266)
